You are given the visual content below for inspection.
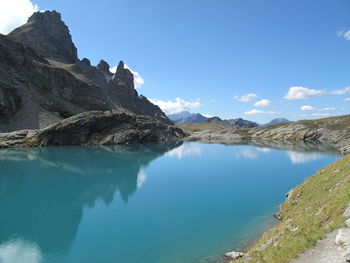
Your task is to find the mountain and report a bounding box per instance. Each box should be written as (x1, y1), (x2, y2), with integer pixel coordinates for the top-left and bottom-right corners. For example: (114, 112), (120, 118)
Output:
(179, 113), (207, 124)
(0, 10), (171, 132)
(168, 111), (208, 124)
(206, 116), (258, 129)
(227, 118), (259, 129)
(266, 118), (291, 126)
(168, 111), (193, 122)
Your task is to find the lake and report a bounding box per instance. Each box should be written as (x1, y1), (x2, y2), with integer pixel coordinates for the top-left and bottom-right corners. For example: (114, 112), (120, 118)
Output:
(0, 142), (340, 263)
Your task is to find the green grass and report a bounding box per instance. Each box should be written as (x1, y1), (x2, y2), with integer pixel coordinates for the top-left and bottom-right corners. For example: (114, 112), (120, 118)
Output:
(176, 123), (224, 133)
(240, 154), (350, 262)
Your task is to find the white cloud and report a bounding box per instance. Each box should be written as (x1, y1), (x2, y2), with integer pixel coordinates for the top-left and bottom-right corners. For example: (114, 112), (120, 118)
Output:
(344, 98), (350, 102)
(166, 143), (203, 159)
(301, 105), (336, 111)
(321, 107), (336, 111)
(0, 0), (39, 34)
(331, 87), (350, 95)
(233, 93), (257, 102)
(286, 151), (324, 164)
(312, 113), (331, 117)
(254, 99), (272, 108)
(110, 64), (144, 89)
(149, 97), (201, 115)
(244, 109), (276, 115)
(301, 105), (315, 111)
(338, 30), (350, 40)
(284, 87), (324, 100)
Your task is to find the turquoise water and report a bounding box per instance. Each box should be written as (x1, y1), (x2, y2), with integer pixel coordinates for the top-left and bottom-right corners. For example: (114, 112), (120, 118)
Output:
(0, 142), (340, 263)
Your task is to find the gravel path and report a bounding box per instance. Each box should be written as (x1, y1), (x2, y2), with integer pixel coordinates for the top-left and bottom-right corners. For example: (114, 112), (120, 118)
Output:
(290, 228), (350, 263)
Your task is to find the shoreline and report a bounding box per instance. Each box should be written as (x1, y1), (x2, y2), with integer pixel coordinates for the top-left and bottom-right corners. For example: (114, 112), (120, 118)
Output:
(231, 153), (350, 263)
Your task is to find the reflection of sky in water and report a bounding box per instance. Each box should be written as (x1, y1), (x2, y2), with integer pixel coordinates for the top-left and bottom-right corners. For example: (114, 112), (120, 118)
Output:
(137, 169), (147, 188)
(0, 239), (42, 263)
(235, 149), (259, 159)
(234, 147), (329, 164)
(286, 151), (325, 164)
(166, 143), (203, 159)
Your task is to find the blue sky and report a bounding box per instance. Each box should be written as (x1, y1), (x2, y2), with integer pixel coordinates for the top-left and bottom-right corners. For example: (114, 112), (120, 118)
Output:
(2, 0), (350, 123)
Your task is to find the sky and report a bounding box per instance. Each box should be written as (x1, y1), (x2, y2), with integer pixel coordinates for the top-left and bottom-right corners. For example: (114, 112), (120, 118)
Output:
(1, 0), (350, 123)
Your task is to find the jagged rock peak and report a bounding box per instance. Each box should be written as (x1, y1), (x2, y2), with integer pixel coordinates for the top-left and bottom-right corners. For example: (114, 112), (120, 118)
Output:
(97, 59), (111, 73)
(28, 10), (62, 23)
(114, 60), (133, 81)
(81, 58), (91, 66)
(8, 10), (78, 63)
(117, 60), (125, 71)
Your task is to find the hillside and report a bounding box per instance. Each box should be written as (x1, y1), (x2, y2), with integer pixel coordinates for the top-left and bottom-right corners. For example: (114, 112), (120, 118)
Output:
(237, 153), (350, 263)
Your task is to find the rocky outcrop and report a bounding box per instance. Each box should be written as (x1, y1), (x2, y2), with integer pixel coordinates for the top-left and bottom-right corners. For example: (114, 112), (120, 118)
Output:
(0, 111), (187, 148)
(0, 11), (172, 132)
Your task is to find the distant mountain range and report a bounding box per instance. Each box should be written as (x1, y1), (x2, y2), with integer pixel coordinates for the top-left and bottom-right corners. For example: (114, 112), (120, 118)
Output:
(168, 111), (290, 129)
(168, 111), (259, 129)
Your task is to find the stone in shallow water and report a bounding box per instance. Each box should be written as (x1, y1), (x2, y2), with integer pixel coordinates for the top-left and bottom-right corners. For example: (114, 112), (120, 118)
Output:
(225, 251), (244, 260)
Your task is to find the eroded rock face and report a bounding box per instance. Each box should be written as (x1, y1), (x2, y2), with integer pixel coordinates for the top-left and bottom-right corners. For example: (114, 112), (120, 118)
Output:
(0, 82), (22, 122)
(0, 10), (172, 132)
(0, 111), (187, 148)
(9, 10), (78, 63)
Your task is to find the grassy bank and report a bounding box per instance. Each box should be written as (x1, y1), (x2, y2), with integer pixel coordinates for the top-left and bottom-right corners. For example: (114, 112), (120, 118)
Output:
(238, 154), (350, 263)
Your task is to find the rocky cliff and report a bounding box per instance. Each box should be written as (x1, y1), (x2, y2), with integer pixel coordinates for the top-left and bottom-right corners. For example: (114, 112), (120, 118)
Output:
(0, 10), (171, 132)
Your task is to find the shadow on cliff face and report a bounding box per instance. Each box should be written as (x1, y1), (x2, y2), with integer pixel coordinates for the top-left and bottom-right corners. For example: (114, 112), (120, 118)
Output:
(0, 142), (181, 256)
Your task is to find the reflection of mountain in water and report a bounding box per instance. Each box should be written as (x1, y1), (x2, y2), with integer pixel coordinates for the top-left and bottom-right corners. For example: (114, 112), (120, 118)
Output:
(0, 142), (181, 256)
(234, 139), (339, 154)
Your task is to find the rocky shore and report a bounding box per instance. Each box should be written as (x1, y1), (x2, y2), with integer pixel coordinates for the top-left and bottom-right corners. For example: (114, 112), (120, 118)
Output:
(181, 114), (350, 154)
